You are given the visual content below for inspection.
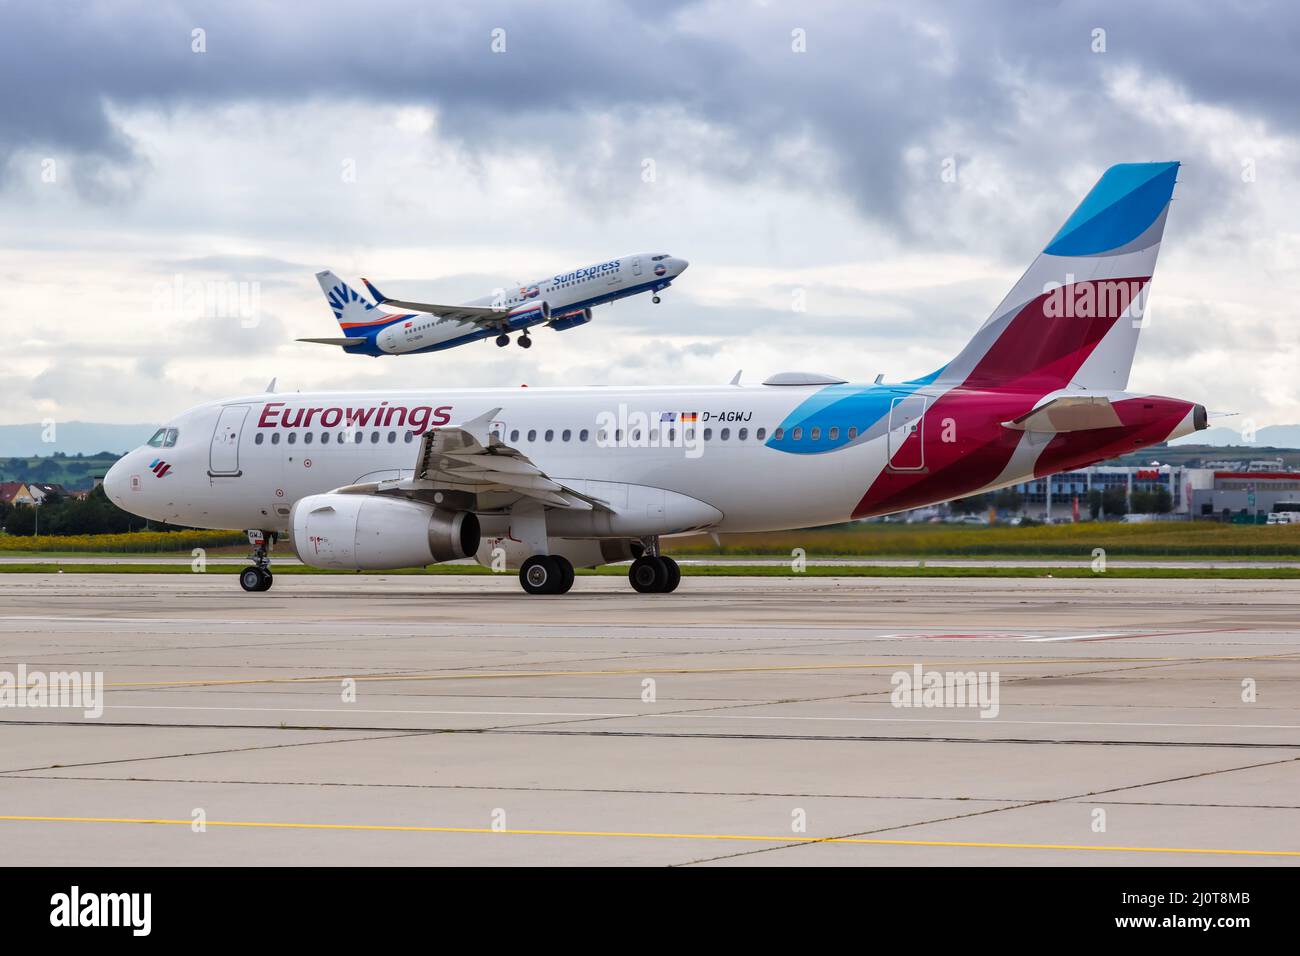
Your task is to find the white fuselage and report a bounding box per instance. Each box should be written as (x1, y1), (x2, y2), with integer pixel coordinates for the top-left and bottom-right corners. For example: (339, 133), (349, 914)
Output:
(103, 381), (1203, 543)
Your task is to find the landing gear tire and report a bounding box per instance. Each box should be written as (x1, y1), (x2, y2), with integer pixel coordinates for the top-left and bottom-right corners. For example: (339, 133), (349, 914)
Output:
(495, 333), (510, 347)
(240, 567), (272, 592)
(629, 555), (667, 593)
(520, 555), (565, 595)
(652, 295), (661, 304)
(659, 556), (681, 593)
(552, 556), (575, 594)
(518, 335), (532, 349)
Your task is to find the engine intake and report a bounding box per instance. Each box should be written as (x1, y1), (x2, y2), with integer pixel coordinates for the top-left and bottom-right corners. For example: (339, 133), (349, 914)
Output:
(291, 494), (479, 570)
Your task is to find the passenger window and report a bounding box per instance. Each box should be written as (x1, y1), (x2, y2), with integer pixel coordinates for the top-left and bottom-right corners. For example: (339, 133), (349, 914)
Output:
(615, 429), (623, 442)
(387, 431), (396, 443)
(562, 429), (571, 442)
(810, 427), (820, 440)
(720, 428), (730, 440)
(545, 429), (554, 442)
(773, 428), (783, 440)
(146, 428), (167, 448)
(255, 433), (264, 445)
(848, 427), (858, 439)
(667, 428), (675, 442)
(704, 428), (712, 441)
(579, 429), (589, 442)
(792, 428), (802, 440)
(828, 427), (838, 440)
(370, 431), (380, 443)
(354, 431), (363, 444)
(510, 429), (519, 442)
(304, 432), (313, 444)
(739, 428), (748, 440)
(287, 432), (297, 444)
(527, 429), (537, 441)
(404, 430), (413, 443)
(631, 429), (641, 442)
(322, 432), (330, 444)
(271, 433), (280, 445)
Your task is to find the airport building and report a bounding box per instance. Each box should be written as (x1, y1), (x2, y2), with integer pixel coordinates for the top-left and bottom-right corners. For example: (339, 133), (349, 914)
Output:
(1007, 459), (1300, 522)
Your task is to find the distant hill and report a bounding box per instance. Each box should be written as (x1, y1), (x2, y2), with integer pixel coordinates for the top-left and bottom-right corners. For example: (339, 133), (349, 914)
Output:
(1171, 424), (1300, 448)
(0, 422), (155, 457)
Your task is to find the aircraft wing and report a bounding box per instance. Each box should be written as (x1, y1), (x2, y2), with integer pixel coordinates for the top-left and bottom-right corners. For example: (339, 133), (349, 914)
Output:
(361, 278), (506, 327)
(333, 408), (606, 511)
(297, 336), (367, 347)
(1002, 396), (1124, 433)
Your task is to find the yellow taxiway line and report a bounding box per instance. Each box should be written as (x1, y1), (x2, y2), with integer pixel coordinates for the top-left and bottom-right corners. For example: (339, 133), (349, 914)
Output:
(1, 814), (1297, 857)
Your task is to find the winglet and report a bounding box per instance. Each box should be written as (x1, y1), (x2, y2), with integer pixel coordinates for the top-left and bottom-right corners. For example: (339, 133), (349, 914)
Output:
(730, 369), (743, 386)
(458, 407), (504, 449)
(265, 377), (277, 393)
(360, 277), (388, 304)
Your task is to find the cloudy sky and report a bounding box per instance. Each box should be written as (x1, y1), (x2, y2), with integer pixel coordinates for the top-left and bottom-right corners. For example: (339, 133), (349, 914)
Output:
(2, 0), (1298, 433)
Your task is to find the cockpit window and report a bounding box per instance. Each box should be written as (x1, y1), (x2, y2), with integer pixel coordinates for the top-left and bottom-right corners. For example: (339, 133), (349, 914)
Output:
(164, 428), (179, 447)
(146, 428), (167, 448)
(651, 254), (669, 261)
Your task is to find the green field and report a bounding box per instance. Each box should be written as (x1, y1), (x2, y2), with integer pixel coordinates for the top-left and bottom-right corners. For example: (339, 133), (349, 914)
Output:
(3, 562), (1299, 579)
(667, 522), (1300, 558)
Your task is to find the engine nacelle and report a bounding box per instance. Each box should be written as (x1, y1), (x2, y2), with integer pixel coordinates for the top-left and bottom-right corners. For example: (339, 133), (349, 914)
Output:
(291, 494), (479, 570)
(507, 299), (550, 328)
(547, 307), (592, 332)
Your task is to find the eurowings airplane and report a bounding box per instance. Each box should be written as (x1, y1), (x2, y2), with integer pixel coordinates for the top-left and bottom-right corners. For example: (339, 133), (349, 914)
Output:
(300, 253), (689, 356)
(107, 163), (1205, 595)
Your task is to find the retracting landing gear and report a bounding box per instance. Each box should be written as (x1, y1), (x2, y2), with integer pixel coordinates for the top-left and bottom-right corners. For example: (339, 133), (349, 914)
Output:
(495, 333), (510, 347)
(519, 555), (574, 595)
(240, 530), (275, 592)
(651, 295), (662, 304)
(517, 333), (533, 349)
(628, 537), (680, 593)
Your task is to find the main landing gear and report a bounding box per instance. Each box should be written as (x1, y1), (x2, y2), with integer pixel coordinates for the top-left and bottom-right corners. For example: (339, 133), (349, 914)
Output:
(240, 530), (274, 592)
(517, 333), (532, 349)
(495, 333), (510, 347)
(519, 554), (574, 595)
(628, 555), (680, 593)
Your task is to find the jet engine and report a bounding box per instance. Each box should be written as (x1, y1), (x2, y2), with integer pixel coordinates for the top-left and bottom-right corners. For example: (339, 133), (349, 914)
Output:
(547, 307), (592, 332)
(291, 494), (479, 570)
(507, 300), (550, 327)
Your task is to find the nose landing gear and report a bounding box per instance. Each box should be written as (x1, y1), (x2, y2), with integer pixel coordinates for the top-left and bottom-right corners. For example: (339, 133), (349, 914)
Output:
(240, 530), (275, 592)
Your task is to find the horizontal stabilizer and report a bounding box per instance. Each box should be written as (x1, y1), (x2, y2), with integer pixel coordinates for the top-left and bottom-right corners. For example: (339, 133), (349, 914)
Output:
(1003, 396), (1123, 433)
(361, 277), (503, 325)
(296, 336), (367, 347)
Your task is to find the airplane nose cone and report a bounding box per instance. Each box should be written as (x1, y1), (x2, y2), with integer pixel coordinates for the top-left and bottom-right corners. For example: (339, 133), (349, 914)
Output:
(103, 457), (130, 508)
(673, 258), (689, 274)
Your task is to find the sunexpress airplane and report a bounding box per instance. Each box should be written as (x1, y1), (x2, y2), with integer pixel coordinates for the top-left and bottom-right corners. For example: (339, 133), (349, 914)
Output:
(300, 253), (689, 356)
(107, 163), (1206, 595)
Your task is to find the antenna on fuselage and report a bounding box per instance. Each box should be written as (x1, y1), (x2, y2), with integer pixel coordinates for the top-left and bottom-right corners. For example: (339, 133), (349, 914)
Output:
(874, 374), (884, 384)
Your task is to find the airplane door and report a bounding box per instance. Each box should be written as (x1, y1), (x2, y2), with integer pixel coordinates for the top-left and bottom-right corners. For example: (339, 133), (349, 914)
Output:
(886, 396), (927, 471)
(209, 405), (249, 477)
(630, 256), (642, 277)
